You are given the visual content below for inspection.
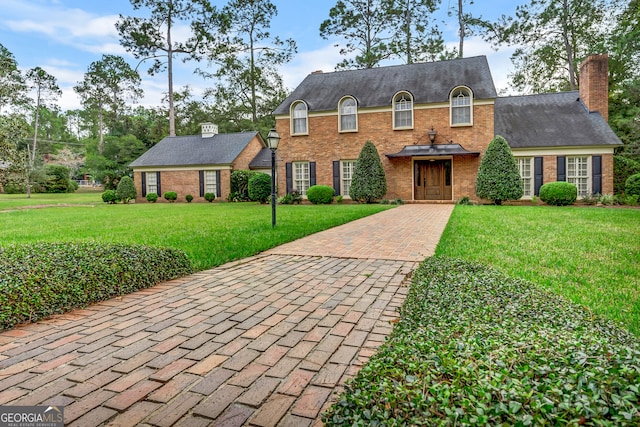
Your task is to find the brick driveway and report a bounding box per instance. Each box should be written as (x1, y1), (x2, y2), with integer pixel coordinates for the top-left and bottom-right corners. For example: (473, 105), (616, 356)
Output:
(0, 204), (453, 426)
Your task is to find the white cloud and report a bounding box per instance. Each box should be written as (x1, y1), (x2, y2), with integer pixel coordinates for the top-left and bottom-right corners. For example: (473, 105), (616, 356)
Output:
(280, 41), (349, 91)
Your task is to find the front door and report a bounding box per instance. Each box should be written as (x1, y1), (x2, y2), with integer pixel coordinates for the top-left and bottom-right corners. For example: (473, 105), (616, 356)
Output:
(414, 160), (452, 200)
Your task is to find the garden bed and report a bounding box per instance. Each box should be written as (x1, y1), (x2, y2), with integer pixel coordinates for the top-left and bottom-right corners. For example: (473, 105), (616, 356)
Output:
(324, 257), (640, 425)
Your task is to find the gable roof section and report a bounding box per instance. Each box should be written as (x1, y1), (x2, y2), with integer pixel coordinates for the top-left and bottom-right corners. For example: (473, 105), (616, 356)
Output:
(495, 92), (622, 149)
(274, 56), (497, 115)
(129, 131), (262, 168)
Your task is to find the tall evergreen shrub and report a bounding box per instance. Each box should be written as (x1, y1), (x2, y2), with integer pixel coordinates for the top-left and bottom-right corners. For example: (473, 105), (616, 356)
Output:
(349, 141), (387, 203)
(116, 176), (137, 204)
(475, 135), (523, 205)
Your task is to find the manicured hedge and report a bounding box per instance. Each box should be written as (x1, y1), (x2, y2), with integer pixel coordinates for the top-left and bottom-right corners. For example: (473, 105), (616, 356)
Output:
(540, 181), (578, 206)
(0, 242), (193, 330)
(307, 185), (335, 204)
(324, 257), (640, 426)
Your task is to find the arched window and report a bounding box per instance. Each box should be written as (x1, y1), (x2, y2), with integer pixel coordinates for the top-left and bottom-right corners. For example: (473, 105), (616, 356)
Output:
(450, 86), (473, 126)
(393, 92), (413, 129)
(339, 96), (357, 132)
(291, 101), (308, 135)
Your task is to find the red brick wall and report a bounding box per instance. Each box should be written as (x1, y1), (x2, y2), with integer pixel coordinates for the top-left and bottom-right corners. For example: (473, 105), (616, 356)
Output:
(275, 103), (495, 200)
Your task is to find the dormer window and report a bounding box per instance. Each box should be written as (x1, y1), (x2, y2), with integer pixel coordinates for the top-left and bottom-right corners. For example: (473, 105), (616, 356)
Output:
(339, 96), (357, 132)
(291, 101), (308, 135)
(450, 86), (473, 126)
(393, 91), (413, 129)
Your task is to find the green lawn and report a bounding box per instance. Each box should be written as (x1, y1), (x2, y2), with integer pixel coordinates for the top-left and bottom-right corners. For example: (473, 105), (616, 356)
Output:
(0, 194), (392, 271)
(436, 205), (640, 335)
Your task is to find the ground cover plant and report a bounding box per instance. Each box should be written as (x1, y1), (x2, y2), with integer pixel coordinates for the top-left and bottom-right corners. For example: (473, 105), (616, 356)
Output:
(324, 257), (640, 426)
(0, 242), (192, 330)
(0, 194), (392, 271)
(436, 205), (640, 335)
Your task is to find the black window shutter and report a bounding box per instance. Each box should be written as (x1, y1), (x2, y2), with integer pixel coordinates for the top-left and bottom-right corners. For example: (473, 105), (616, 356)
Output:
(141, 172), (147, 197)
(309, 162), (316, 186)
(199, 171), (204, 197)
(216, 170), (221, 198)
(156, 172), (161, 196)
(592, 155), (602, 194)
(286, 163), (292, 193)
(557, 156), (566, 181)
(333, 161), (341, 195)
(534, 157), (543, 196)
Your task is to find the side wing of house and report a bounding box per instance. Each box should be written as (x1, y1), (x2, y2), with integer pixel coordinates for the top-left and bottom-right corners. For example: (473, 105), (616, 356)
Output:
(495, 92), (622, 198)
(129, 129), (265, 203)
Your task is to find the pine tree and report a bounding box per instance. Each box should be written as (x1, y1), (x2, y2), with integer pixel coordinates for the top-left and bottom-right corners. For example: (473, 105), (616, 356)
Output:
(350, 141), (387, 203)
(475, 135), (523, 205)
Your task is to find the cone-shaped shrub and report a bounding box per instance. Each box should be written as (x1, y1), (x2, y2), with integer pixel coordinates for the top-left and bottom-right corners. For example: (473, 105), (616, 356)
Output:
(475, 135), (523, 205)
(116, 176), (136, 204)
(350, 141), (387, 203)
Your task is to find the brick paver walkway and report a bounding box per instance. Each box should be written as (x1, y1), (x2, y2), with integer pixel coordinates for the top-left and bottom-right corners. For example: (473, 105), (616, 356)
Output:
(0, 204), (453, 426)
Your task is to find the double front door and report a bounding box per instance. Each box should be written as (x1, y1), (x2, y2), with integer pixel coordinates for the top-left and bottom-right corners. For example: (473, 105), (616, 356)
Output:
(414, 160), (452, 200)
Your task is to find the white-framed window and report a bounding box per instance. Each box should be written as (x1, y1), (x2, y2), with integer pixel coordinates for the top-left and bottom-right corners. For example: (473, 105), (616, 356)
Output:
(567, 156), (590, 197)
(291, 101), (308, 135)
(146, 172), (157, 194)
(450, 86), (473, 126)
(293, 162), (310, 195)
(393, 91), (413, 129)
(204, 170), (217, 194)
(339, 96), (357, 132)
(341, 160), (357, 197)
(517, 157), (534, 198)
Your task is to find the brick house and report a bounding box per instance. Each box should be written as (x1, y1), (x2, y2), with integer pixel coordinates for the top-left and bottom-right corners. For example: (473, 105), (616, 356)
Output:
(129, 123), (267, 202)
(272, 54), (621, 202)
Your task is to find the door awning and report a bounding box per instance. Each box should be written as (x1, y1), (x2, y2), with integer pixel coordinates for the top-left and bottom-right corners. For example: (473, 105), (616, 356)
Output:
(386, 144), (480, 158)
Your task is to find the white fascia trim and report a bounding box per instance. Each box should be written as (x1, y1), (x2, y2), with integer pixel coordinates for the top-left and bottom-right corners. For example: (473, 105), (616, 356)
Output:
(133, 165), (233, 172)
(511, 146), (616, 157)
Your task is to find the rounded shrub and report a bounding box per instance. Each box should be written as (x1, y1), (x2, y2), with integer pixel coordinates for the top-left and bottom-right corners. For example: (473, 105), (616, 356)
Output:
(625, 173), (640, 197)
(186, 194), (194, 203)
(539, 181), (577, 206)
(248, 173), (272, 203)
(307, 185), (335, 204)
(204, 192), (216, 202)
(101, 189), (118, 204)
(146, 192), (158, 203)
(163, 191), (178, 202)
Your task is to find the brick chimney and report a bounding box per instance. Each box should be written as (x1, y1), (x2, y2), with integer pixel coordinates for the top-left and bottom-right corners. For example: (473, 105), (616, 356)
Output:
(201, 122), (218, 138)
(579, 54), (609, 122)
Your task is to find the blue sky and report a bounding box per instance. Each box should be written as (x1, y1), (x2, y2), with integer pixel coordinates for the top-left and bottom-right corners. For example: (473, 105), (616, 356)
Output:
(0, 0), (519, 111)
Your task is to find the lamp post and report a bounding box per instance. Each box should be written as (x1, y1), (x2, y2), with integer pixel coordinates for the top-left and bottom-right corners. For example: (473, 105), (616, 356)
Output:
(266, 128), (280, 228)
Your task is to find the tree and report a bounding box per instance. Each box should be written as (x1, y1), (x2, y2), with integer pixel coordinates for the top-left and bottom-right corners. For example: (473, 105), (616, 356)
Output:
(350, 141), (387, 203)
(116, 0), (221, 137)
(208, 0), (296, 125)
(0, 114), (29, 190)
(610, 79), (640, 162)
(74, 55), (142, 153)
(607, 0), (640, 88)
(486, 0), (616, 93)
(0, 43), (27, 113)
(25, 67), (61, 198)
(44, 164), (72, 193)
(116, 175), (137, 203)
(387, 0), (453, 63)
(475, 135), (523, 205)
(320, 0), (397, 69)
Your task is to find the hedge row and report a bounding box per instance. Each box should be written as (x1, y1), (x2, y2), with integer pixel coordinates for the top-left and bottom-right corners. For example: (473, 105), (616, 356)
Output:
(0, 242), (193, 330)
(324, 257), (640, 426)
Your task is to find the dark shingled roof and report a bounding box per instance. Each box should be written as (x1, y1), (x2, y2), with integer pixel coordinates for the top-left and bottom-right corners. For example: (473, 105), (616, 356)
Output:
(249, 147), (273, 169)
(386, 144), (480, 158)
(495, 92), (623, 149)
(273, 56), (497, 115)
(129, 131), (262, 168)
